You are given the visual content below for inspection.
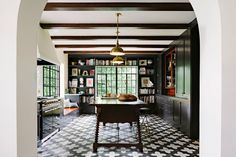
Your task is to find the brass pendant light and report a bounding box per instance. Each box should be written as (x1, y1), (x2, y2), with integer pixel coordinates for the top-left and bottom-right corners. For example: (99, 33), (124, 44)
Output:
(110, 13), (125, 57)
(112, 56), (124, 64)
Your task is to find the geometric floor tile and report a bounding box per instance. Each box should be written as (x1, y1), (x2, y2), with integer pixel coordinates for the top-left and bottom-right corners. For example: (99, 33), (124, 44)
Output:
(38, 114), (199, 157)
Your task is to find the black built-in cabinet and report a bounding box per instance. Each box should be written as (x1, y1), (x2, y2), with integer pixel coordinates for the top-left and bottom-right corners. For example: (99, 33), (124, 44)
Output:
(158, 20), (199, 139)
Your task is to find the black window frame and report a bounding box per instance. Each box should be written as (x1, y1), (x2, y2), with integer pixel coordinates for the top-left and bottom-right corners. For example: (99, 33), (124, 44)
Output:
(96, 66), (138, 97)
(43, 65), (60, 97)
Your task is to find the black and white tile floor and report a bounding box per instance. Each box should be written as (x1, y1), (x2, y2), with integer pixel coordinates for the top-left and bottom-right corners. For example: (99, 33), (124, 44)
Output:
(38, 115), (199, 157)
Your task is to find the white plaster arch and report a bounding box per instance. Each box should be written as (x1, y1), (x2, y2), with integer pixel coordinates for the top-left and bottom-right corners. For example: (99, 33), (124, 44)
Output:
(1, 0), (236, 157)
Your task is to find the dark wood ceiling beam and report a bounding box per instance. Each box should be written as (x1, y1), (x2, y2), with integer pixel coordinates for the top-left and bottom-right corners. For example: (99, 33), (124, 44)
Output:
(55, 44), (169, 48)
(40, 23), (189, 29)
(64, 51), (162, 54)
(51, 36), (178, 40)
(44, 3), (193, 11)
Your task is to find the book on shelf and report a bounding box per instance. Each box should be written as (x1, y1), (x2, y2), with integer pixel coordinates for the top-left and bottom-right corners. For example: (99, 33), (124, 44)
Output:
(86, 59), (95, 65)
(80, 96), (95, 104)
(140, 88), (155, 94)
(86, 88), (95, 94)
(86, 78), (94, 87)
(139, 95), (155, 103)
(96, 59), (112, 66)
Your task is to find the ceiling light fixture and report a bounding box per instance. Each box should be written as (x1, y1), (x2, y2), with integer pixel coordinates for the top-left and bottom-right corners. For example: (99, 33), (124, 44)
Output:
(112, 56), (124, 64)
(110, 13), (125, 56)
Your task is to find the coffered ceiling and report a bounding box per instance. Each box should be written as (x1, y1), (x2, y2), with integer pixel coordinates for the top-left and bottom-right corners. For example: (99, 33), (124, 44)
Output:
(40, 0), (196, 55)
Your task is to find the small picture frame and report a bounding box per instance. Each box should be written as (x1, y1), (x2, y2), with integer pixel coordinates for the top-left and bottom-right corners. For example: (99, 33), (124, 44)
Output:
(141, 77), (150, 87)
(139, 60), (147, 66)
(86, 78), (94, 87)
(71, 68), (78, 76)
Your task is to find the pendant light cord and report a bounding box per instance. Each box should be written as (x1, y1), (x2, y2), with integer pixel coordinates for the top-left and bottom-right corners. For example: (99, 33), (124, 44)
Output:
(116, 13), (121, 45)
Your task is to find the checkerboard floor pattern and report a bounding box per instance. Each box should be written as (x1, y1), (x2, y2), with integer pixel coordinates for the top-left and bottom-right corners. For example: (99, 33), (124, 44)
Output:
(38, 114), (199, 157)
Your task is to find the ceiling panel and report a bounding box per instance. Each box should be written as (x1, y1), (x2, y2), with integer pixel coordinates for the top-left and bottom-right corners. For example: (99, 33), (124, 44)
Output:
(48, 0), (190, 2)
(55, 47), (164, 51)
(41, 11), (195, 24)
(52, 39), (173, 45)
(40, 1), (195, 54)
(48, 28), (186, 36)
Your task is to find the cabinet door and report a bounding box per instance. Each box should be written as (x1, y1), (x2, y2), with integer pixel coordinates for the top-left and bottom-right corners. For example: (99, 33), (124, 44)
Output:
(184, 30), (191, 97)
(176, 39), (185, 97)
(163, 99), (173, 124)
(173, 100), (181, 128)
(180, 101), (190, 136)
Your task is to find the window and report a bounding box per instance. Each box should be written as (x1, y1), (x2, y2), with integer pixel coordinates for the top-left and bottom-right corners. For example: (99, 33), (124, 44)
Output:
(96, 66), (138, 97)
(43, 65), (60, 97)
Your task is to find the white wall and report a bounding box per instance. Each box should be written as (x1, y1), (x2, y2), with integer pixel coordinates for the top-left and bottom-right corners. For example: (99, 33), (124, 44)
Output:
(56, 50), (67, 97)
(38, 27), (60, 65)
(0, 0), (236, 157)
(219, 1), (236, 156)
(0, 1), (20, 156)
(189, 0), (222, 156)
(17, 1), (47, 157)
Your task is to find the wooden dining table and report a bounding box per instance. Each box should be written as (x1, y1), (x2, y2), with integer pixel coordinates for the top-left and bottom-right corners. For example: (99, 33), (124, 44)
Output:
(90, 97), (147, 152)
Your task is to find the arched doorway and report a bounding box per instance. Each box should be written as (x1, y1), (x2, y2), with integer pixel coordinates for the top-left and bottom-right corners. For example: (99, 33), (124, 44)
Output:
(2, 0), (236, 157)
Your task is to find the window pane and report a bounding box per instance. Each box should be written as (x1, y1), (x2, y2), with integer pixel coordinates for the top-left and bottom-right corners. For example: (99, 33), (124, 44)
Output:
(96, 66), (137, 96)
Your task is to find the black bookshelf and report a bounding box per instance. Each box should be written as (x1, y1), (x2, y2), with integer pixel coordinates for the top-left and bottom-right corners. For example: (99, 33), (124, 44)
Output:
(68, 54), (160, 113)
(138, 58), (157, 106)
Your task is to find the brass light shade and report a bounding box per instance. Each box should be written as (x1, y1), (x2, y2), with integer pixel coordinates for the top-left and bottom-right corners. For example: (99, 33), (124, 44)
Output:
(110, 41), (125, 56)
(110, 13), (125, 56)
(112, 56), (124, 64)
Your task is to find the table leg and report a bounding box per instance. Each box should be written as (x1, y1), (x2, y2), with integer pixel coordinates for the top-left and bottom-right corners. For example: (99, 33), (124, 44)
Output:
(93, 116), (100, 153)
(137, 117), (143, 152)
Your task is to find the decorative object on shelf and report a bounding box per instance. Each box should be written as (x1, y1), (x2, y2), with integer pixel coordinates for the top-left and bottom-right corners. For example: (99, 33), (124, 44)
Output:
(141, 77), (153, 87)
(89, 69), (95, 76)
(139, 60), (147, 66)
(147, 59), (153, 65)
(164, 48), (176, 90)
(78, 60), (85, 65)
(79, 91), (84, 94)
(71, 62), (77, 65)
(71, 79), (78, 87)
(86, 78), (94, 87)
(82, 70), (88, 76)
(141, 77), (150, 87)
(71, 68), (78, 76)
(110, 13), (124, 56)
(79, 78), (84, 87)
(146, 69), (154, 75)
(139, 67), (146, 75)
(70, 87), (77, 94)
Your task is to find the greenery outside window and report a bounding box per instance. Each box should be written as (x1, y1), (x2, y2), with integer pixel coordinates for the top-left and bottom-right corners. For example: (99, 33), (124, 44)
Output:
(96, 66), (138, 97)
(43, 65), (60, 97)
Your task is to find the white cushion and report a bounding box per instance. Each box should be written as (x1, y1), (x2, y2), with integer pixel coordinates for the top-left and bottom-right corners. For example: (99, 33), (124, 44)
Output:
(64, 99), (78, 108)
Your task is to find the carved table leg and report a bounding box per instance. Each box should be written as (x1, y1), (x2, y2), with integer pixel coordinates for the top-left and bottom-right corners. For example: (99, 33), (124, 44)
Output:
(93, 114), (100, 153)
(137, 116), (143, 152)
